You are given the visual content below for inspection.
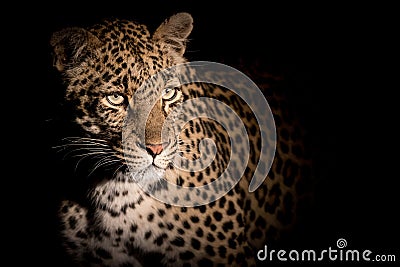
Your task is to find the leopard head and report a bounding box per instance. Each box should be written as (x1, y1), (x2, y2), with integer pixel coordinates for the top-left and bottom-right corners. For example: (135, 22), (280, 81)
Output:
(50, 13), (193, 186)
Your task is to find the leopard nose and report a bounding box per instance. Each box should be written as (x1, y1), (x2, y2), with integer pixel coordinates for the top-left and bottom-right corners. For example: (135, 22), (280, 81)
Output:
(146, 143), (166, 157)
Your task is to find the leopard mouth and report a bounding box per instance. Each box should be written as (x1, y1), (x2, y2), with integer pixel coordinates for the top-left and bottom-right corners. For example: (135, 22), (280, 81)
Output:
(147, 162), (167, 173)
(152, 162), (166, 171)
(122, 138), (177, 188)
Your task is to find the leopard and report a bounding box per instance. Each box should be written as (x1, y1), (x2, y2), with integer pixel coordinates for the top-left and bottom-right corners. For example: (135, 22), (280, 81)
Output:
(49, 12), (313, 267)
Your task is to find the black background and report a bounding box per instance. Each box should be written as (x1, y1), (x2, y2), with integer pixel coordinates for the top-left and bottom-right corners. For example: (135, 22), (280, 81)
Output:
(10, 1), (398, 266)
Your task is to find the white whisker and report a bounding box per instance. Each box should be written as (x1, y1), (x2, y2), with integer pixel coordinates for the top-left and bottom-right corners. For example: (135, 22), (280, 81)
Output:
(66, 150), (111, 159)
(55, 136), (126, 177)
(112, 164), (126, 178)
(88, 157), (121, 177)
(92, 155), (119, 170)
(53, 143), (111, 149)
(62, 137), (108, 143)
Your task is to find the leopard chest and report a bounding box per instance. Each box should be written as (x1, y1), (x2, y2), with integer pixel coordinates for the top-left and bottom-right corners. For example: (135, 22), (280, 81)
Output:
(90, 179), (175, 250)
(91, 179), (207, 255)
(88, 174), (242, 262)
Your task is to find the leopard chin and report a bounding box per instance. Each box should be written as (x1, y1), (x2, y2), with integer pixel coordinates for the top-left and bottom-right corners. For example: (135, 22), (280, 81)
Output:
(129, 164), (166, 189)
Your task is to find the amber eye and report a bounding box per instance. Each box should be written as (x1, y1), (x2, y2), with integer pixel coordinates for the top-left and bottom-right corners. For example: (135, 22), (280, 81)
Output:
(106, 93), (125, 106)
(162, 87), (179, 101)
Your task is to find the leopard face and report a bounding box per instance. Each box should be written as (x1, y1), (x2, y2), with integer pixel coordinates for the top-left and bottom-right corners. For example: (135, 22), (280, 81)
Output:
(50, 12), (313, 267)
(51, 14), (191, 188)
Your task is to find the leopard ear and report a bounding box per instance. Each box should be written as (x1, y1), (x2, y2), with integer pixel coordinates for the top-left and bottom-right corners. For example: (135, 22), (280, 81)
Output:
(50, 27), (102, 72)
(153, 12), (193, 56)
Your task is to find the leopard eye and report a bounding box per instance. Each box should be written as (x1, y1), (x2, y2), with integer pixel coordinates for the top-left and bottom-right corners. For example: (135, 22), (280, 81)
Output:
(162, 87), (179, 101)
(106, 93), (125, 106)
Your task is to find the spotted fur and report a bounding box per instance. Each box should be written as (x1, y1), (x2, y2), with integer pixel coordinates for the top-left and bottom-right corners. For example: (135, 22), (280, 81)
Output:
(50, 12), (313, 267)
